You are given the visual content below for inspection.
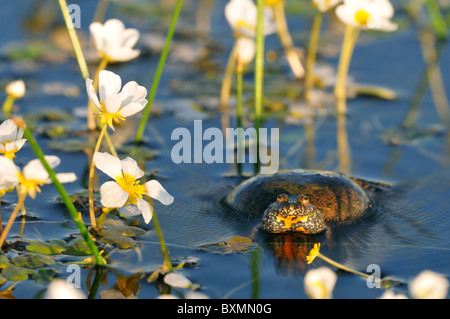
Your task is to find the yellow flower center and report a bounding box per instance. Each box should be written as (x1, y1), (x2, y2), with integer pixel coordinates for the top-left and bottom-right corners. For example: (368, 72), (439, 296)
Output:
(116, 173), (146, 205)
(265, 0), (282, 6)
(310, 281), (329, 299)
(355, 10), (370, 26)
(235, 20), (256, 35)
(17, 173), (44, 199)
(0, 141), (18, 160)
(98, 102), (125, 131)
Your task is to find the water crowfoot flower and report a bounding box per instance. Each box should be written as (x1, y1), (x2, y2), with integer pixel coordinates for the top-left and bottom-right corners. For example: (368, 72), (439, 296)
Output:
(93, 152), (174, 224)
(0, 119), (27, 160)
(0, 155), (76, 247)
(304, 267), (337, 299)
(409, 270), (448, 299)
(90, 19), (140, 64)
(334, 0), (397, 114)
(86, 70), (148, 131)
(3, 80), (26, 117)
(305, 0), (342, 99)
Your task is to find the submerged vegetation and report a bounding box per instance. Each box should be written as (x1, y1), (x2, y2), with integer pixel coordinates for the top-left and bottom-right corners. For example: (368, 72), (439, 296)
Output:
(0, 0), (449, 300)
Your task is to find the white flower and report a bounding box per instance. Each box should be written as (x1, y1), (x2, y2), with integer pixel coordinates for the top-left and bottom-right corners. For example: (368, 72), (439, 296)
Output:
(93, 152), (174, 224)
(409, 270), (448, 299)
(86, 70), (147, 130)
(0, 156), (20, 195)
(335, 0), (397, 31)
(44, 279), (86, 299)
(163, 272), (192, 289)
(5, 80), (26, 99)
(0, 155), (76, 198)
(378, 290), (409, 299)
(0, 119), (26, 160)
(313, 0), (342, 12)
(89, 18), (140, 63)
(235, 36), (256, 66)
(304, 267), (337, 299)
(225, 0), (277, 38)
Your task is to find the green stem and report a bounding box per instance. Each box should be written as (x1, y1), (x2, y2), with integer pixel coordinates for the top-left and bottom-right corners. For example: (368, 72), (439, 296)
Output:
(305, 11), (323, 99)
(334, 25), (360, 115)
(2, 95), (15, 118)
(254, 0), (265, 175)
(135, 0), (184, 144)
(88, 124), (107, 231)
(236, 67), (244, 176)
(17, 121), (105, 266)
(149, 200), (173, 272)
(424, 0), (448, 41)
(220, 40), (238, 110)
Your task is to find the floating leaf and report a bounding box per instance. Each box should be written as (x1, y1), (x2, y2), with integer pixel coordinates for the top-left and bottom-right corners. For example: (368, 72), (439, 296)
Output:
(99, 234), (136, 249)
(2, 265), (35, 281)
(118, 145), (159, 161)
(47, 139), (94, 153)
(225, 236), (258, 251)
(12, 253), (56, 269)
(25, 240), (67, 255)
(32, 268), (58, 285)
(0, 255), (11, 268)
(0, 274), (6, 287)
(99, 226), (146, 237)
(64, 237), (93, 256)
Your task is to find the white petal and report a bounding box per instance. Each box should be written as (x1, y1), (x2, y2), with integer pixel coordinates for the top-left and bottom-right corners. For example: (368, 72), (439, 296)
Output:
(89, 22), (105, 52)
(120, 157), (144, 179)
(136, 197), (153, 224)
(121, 28), (140, 49)
(5, 139), (26, 152)
(118, 204), (142, 217)
(0, 119), (18, 142)
(23, 156), (60, 182)
(163, 273), (192, 288)
(98, 70), (122, 102)
(93, 152), (123, 180)
(86, 78), (101, 109)
(0, 156), (19, 190)
(144, 180), (174, 205)
(102, 92), (122, 114)
(55, 173), (77, 184)
(118, 102), (146, 117)
(235, 37), (256, 65)
(99, 181), (129, 208)
(120, 81), (148, 106)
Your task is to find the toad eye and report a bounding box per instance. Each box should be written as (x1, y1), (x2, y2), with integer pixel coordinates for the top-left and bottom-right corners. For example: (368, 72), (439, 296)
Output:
(277, 194), (288, 204)
(297, 195), (309, 204)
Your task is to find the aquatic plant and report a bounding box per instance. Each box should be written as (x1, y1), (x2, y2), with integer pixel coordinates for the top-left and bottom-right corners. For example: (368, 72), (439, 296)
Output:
(2, 80), (25, 118)
(0, 155), (76, 247)
(85, 69), (147, 230)
(0, 119), (27, 161)
(409, 270), (448, 299)
(93, 151), (173, 225)
(304, 266), (337, 299)
(334, 0), (397, 114)
(304, 0), (341, 99)
(89, 18), (140, 64)
(221, 0), (276, 109)
(135, 0), (184, 144)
